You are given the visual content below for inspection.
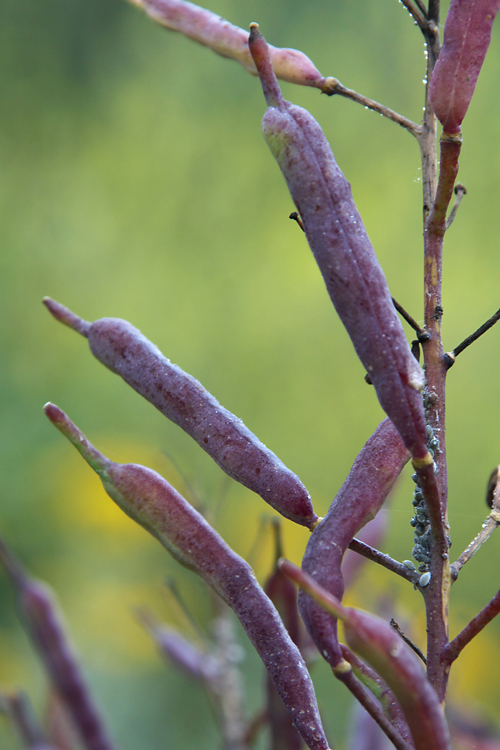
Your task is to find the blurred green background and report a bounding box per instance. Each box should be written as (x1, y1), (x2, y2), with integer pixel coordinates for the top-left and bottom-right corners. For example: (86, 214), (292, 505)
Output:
(1, 0), (500, 747)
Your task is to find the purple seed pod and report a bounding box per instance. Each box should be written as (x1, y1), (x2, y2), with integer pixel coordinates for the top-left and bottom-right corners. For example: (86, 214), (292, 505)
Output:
(1, 691), (60, 750)
(429, 0), (500, 134)
(43, 297), (318, 529)
(137, 609), (220, 683)
(343, 610), (451, 750)
(249, 25), (427, 460)
(44, 403), (331, 750)
(282, 561), (451, 750)
(264, 522), (305, 750)
(127, 0), (326, 89)
(341, 510), (388, 591)
(298, 418), (409, 671)
(0, 539), (116, 750)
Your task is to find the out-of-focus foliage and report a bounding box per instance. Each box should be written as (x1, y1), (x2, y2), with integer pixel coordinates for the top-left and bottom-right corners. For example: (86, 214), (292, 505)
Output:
(1, 0), (500, 748)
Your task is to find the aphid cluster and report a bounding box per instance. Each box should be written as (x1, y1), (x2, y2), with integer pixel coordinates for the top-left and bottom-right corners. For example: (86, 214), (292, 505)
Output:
(411, 390), (440, 581)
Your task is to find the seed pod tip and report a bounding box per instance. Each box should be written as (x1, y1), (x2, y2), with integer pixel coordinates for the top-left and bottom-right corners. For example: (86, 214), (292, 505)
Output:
(43, 297), (90, 338)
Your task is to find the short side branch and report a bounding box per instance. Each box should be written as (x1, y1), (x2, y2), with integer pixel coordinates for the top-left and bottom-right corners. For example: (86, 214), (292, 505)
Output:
(321, 78), (421, 138)
(348, 538), (421, 586)
(445, 307), (500, 367)
(443, 589), (500, 665)
(399, 0), (428, 32)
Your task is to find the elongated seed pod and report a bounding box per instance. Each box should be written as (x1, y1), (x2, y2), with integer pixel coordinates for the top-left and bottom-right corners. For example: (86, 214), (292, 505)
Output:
(429, 0), (500, 134)
(283, 562), (451, 750)
(343, 610), (451, 750)
(0, 538), (116, 750)
(43, 298), (318, 529)
(298, 419), (409, 670)
(44, 403), (331, 750)
(249, 25), (427, 460)
(264, 522), (305, 750)
(127, 0), (326, 89)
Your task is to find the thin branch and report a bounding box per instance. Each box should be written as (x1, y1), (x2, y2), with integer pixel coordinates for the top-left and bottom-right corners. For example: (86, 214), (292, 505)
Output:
(399, 0), (428, 32)
(443, 589), (500, 665)
(321, 78), (421, 138)
(445, 307), (500, 368)
(451, 467), (500, 580)
(391, 296), (429, 340)
(340, 645), (413, 746)
(289, 211), (304, 231)
(347, 538), (421, 586)
(445, 183), (467, 230)
(334, 668), (412, 750)
(414, 0), (428, 16)
(428, 0), (440, 25)
(390, 619), (427, 664)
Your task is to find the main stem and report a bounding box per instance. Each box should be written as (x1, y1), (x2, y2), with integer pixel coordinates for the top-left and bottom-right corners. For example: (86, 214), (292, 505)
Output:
(418, 5), (460, 702)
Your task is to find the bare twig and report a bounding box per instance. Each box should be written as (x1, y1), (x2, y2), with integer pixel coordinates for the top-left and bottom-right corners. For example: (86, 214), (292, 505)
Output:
(1, 692), (57, 750)
(399, 0), (428, 32)
(391, 296), (429, 340)
(451, 466), (500, 580)
(390, 619), (427, 664)
(321, 78), (421, 138)
(445, 183), (467, 230)
(443, 589), (500, 665)
(347, 538), (421, 586)
(445, 307), (500, 368)
(289, 211), (304, 232)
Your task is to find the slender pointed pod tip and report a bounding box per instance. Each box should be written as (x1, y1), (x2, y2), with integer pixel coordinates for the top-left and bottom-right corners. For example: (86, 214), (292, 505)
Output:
(248, 23), (284, 108)
(43, 403), (109, 475)
(43, 297), (90, 338)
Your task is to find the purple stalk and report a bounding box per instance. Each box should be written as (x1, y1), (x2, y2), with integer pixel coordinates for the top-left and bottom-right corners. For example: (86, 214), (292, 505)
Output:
(249, 25), (428, 461)
(298, 419), (409, 671)
(0, 538), (116, 750)
(44, 403), (332, 750)
(429, 0), (500, 134)
(126, 0), (326, 89)
(43, 298), (318, 529)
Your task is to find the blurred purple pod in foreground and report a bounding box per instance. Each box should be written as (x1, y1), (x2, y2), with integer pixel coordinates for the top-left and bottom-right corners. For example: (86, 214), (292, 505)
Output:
(0, 538), (116, 750)
(249, 25), (427, 461)
(429, 0), (500, 134)
(43, 297), (318, 530)
(44, 403), (331, 750)
(299, 418), (409, 671)
(127, 0), (327, 89)
(264, 522), (305, 750)
(282, 561), (452, 750)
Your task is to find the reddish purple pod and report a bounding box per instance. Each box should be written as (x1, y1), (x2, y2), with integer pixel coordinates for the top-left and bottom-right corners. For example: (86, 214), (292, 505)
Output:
(43, 298), (318, 529)
(283, 561), (452, 750)
(44, 403), (331, 750)
(429, 0), (500, 134)
(298, 418), (409, 670)
(0, 538), (116, 750)
(128, 0), (326, 89)
(249, 25), (428, 461)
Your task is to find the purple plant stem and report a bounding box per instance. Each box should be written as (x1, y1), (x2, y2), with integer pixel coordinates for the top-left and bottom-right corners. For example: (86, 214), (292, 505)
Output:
(347, 701), (396, 750)
(249, 25), (428, 461)
(44, 403), (331, 750)
(0, 538), (116, 750)
(442, 588), (500, 665)
(43, 297), (318, 530)
(126, 0), (327, 89)
(420, 134), (462, 700)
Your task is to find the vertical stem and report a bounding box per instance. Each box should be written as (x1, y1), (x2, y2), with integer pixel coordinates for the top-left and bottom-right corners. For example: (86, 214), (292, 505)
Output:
(417, 5), (458, 702)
